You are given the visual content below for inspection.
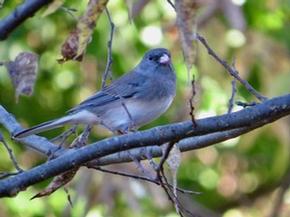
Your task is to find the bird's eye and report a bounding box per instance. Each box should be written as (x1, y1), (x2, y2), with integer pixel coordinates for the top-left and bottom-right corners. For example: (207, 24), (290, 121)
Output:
(149, 56), (153, 61)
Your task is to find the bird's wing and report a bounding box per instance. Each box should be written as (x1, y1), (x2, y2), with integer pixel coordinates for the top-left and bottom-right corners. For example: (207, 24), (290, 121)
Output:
(68, 72), (148, 114)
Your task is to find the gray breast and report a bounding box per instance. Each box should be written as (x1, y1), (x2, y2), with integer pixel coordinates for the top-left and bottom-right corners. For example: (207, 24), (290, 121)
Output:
(99, 95), (174, 132)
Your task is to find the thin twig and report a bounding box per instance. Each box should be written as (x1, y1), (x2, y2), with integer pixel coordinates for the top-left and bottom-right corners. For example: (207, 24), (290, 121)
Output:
(155, 142), (182, 215)
(93, 165), (157, 183)
(195, 33), (267, 102)
(167, 0), (176, 11)
(236, 101), (258, 108)
(101, 7), (115, 89)
(156, 141), (195, 216)
(0, 133), (23, 172)
(63, 187), (73, 207)
(228, 79), (237, 113)
(61, 6), (78, 20)
(89, 165), (197, 194)
(189, 77), (197, 127)
(161, 169), (195, 217)
(159, 153), (194, 217)
(158, 168), (187, 217)
(228, 59), (237, 113)
(153, 149), (182, 216)
(156, 141), (176, 172)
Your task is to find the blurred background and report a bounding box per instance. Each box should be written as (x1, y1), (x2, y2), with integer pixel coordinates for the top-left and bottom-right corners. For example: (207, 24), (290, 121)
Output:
(0, 0), (290, 216)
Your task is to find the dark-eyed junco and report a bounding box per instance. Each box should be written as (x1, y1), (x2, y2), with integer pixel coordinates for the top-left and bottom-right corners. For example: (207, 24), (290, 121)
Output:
(15, 48), (176, 138)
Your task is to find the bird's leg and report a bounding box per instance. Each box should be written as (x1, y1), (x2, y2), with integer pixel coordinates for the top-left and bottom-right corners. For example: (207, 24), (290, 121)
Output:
(116, 128), (130, 135)
(119, 128), (157, 178)
(50, 125), (78, 146)
(115, 125), (138, 135)
(121, 101), (136, 131)
(128, 151), (155, 179)
(71, 125), (92, 148)
(47, 126), (78, 160)
(144, 148), (159, 170)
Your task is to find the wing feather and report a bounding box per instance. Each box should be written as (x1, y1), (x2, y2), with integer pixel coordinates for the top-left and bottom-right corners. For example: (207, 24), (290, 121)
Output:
(68, 72), (147, 114)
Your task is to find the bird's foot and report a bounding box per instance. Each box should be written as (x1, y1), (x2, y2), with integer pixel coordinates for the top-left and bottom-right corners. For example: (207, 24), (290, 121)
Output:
(51, 125), (77, 146)
(71, 125), (92, 148)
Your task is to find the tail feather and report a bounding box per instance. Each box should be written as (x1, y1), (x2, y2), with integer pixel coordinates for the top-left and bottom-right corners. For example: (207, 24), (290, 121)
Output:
(14, 116), (71, 138)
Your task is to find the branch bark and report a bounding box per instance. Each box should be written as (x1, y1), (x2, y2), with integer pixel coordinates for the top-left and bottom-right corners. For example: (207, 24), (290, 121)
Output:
(0, 0), (53, 40)
(0, 106), (63, 156)
(0, 105), (251, 166)
(93, 126), (253, 166)
(0, 94), (289, 197)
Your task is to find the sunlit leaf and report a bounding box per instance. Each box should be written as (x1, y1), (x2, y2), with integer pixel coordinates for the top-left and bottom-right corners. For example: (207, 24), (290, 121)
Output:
(5, 52), (38, 102)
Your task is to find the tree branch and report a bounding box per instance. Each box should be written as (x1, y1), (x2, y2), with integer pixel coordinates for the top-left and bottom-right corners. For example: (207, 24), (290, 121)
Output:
(0, 94), (289, 197)
(92, 126), (253, 166)
(228, 78), (237, 113)
(90, 166), (197, 194)
(0, 0), (53, 40)
(0, 133), (23, 172)
(0, 106), (64, 156)
(195, 33), (267, 102)
(101, 7), (115, 89)
(0, 105), (252, 166)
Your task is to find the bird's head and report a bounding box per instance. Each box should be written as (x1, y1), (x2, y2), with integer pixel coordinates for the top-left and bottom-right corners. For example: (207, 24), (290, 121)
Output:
(143, 48), (172, 66)
(136, 48), (175, 79)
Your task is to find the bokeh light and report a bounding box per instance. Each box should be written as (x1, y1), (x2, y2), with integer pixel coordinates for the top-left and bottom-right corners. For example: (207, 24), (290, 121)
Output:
(140, 26), (163, 47)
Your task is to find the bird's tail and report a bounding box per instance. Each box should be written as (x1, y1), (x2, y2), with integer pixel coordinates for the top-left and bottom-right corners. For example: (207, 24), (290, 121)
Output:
(14, 116), (72, 138)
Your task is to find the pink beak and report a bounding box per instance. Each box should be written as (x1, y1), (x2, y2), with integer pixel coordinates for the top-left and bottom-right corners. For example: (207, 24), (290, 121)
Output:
(159, 54), (170, 64)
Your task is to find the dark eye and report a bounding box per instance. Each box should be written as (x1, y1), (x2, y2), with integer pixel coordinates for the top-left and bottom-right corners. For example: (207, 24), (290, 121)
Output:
(149, 56), (153, 61)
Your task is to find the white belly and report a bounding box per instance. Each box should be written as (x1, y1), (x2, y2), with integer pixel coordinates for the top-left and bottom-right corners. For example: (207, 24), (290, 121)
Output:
(100, 96), (174, 132)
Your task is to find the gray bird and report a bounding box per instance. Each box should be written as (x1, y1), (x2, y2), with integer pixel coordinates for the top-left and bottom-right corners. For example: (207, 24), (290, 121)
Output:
(14, 48), (176, 138)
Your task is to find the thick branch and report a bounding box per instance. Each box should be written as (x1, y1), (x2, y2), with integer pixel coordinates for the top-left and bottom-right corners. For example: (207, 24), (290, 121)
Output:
(0, 106), (63, 156)
(0, 105), (252, 165)
(93, 126), (253, 165)
(0, 94), (289, 197)
(0, 0), (53, 40)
